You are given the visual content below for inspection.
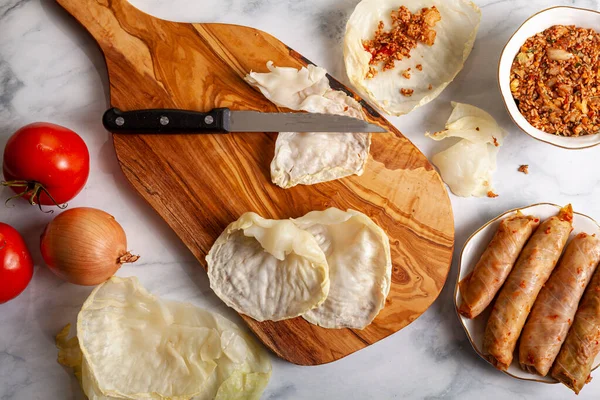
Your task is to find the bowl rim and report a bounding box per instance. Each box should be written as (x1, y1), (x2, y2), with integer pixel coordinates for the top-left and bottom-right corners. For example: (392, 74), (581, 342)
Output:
(454, 202), (600, 383)
(497, 6), (600, 150)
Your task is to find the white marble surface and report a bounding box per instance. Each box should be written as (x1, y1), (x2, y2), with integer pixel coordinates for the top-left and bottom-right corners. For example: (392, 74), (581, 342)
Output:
(1, 0), (600, 398)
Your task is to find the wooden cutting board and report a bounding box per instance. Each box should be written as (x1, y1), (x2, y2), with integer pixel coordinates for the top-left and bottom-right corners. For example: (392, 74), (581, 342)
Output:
(57, 0), (455, 365)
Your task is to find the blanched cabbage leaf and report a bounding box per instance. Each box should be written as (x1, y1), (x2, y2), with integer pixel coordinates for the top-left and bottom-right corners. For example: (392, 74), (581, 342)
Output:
(56, 277), (271, 400)
(245, 62), (371, 189)
(293, 208), (392, 329)
(245, 61), (329, 110)
(206, 212), (330, 321)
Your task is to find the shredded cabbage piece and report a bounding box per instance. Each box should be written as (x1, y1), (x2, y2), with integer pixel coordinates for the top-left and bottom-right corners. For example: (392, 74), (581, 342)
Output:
(426, 102), (507, 197)
(56, 324), (83, 384)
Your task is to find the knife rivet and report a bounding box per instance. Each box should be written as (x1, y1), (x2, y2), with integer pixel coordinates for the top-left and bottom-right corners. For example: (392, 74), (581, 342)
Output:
(160, 116), (170, 126)
(115, 117), (125, 126)
(204, 115), (214, 125)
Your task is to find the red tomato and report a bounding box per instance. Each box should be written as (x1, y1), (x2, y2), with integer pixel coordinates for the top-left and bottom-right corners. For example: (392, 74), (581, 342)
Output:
(2, 123), (90, 206)
(0, 223), (34, 303)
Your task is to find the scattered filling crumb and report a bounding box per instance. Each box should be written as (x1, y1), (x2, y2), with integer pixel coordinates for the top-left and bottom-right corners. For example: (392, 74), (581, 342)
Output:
(402, 68), (412, 79)
(416, 64), (423, 71)
(487, 191), (499, 198)
(363, 6), (441, 78)
(366, 66), (377, 79)
(428, 84), (433, 90)
(510, 25), (600, 137)
(518, 164), (529, 174)
(492, 136), (499, 147)
(400, 88), (414, 97)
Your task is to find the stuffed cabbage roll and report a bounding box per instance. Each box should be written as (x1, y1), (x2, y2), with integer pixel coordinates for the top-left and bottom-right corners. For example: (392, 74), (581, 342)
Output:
(519, 233), (600, 376)
(482, 205), (573, 371)
(552, 260), (600, 394)
(459, 211), (540, 319)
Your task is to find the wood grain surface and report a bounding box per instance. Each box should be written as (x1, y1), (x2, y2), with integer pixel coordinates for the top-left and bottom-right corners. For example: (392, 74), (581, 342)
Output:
(56, 0), (455, 365)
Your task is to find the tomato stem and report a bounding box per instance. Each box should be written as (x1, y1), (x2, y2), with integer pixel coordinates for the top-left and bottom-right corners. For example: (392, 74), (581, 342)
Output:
(1, 180), (68, 213)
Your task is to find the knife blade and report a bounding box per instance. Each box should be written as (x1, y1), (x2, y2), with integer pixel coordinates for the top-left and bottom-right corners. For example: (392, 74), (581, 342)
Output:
(102, 108), (387, 134)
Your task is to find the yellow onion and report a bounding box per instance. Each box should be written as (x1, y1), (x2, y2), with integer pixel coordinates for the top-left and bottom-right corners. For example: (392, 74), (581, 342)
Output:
(547, 48), (573, 61)
(40, 207), (139, 286)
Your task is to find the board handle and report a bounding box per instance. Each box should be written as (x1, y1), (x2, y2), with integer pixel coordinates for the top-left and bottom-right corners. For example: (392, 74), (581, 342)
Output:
(56, 0), (148, 48)
(103, 108), (231, 134)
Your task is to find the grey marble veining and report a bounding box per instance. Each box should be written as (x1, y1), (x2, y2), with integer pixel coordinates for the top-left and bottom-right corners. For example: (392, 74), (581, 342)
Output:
(1, 0), (600, 398)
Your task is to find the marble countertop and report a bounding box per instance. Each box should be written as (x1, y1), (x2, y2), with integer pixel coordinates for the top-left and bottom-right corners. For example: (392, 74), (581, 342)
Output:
(1, 0), (600, 398)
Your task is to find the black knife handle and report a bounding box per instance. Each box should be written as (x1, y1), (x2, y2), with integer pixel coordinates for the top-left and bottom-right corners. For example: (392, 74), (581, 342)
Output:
(102, 108), (231, 134)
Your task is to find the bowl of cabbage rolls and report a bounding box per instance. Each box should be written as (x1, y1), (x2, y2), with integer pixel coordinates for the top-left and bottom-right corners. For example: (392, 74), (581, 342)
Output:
(455, 203), (600, 394)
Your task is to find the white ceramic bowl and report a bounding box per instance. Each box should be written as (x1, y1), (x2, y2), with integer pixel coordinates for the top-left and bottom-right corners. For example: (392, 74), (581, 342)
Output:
(498, 6), (600, 149)
(455, 203), (600, 383)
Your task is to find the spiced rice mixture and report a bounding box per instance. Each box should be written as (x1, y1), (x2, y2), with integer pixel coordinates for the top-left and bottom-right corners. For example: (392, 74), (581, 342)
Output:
(363, 6), (441, 79)
(510, 25), (600, 137)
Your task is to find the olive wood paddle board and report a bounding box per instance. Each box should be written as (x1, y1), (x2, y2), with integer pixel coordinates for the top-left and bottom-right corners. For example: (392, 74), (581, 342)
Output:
(56, 0), (455, 365)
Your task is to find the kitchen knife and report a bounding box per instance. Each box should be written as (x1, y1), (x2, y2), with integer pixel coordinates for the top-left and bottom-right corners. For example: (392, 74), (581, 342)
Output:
(102, 108), (386, 134)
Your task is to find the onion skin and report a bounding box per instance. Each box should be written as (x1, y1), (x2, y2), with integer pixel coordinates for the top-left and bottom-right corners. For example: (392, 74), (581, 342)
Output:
(40, 207), (139, 286)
